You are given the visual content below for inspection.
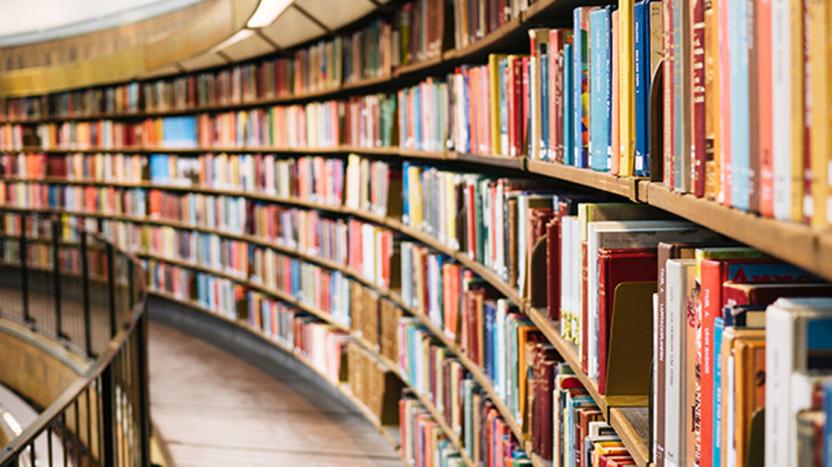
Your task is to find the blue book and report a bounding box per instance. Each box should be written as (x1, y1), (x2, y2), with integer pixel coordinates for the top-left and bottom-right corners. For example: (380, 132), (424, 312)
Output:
(162, 116), (198, 148)
(589, 8), (611, 172)
(402, 162), (410, 224)
(563, 43), (574, 165)
(573, 9), (589, 168)
(484, 301), (497, 381)
(730, 0), (751, 210)
(414, 87), (423, 150)
(148, 154), (170, 182)
(499, 57), (509, 155)
(713, 316), (725, 466)
(634, 0), (652, 176)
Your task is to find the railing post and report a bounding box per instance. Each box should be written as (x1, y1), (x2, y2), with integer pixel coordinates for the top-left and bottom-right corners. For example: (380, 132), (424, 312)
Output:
(100, 364), (117, 467)
(107, 242), (117, 338)
(137, 311), (151, 467)
(19, 218), (31, 326)
(80, 230), (93, 357)
(51, 217), (63, 339)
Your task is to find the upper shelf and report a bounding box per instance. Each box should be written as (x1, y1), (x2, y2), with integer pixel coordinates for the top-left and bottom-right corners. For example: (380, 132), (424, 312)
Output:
(0, 0), (573, 103)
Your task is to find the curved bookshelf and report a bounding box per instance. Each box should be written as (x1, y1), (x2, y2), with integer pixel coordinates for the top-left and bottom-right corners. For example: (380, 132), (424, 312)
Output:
(0, 182), (650, 465)
(2, 0), (810, 464)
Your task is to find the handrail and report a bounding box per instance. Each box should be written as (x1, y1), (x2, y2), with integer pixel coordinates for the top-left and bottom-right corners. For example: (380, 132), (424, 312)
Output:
(0, 211), (149, 467)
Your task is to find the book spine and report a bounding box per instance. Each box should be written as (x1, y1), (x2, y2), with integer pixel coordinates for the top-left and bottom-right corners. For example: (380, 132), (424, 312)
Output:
(620, 0), (636, 176)
(690, 0), (707, 197)
(699, 260), (722, 467)
(757, 0), (775, 217)
(704, 0), (719, 200)
(717, 0), (733, 206)
(808, 0), (830, 228)
(611, 11), (621, 176)
(564, 44), (574, 166)
(634, 1), (650, 177)
(590, 9), (611, 172)
(573, 9), (586, 168)
(663, 0), (675, 188)
(730, 0), (751, 211)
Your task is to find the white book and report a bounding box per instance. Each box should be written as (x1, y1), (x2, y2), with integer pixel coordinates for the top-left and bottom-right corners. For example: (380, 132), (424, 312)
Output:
(664, 258), (695, 467)
(771, 0), (792, 220)
(585, 220), (701, 379)
(765, 297), (832, 467)
(560, 216), (576, 339)
(651, 291), (659, 463)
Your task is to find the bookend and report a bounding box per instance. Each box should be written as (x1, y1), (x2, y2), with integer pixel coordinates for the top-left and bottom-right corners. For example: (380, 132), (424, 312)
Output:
(527, 235), (549, 308)
(381, 372), (403, 426)
(649, 60), (664, 182)
(746, 407), (764, 467)
(604, 281), (656, 408)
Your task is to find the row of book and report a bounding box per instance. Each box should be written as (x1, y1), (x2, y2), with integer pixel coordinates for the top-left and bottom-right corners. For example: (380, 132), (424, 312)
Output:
(0, 0), (554, 121)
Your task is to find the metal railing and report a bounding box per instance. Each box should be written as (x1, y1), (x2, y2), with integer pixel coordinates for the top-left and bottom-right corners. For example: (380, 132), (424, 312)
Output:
(0, 211), (149, 467)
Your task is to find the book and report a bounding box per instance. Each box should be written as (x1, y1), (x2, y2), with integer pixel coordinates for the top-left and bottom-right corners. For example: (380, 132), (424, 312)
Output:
(765, 298), (832, 467)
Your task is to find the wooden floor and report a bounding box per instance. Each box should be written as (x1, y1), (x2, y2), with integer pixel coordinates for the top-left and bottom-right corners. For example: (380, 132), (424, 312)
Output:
(148, 322), (403, 467)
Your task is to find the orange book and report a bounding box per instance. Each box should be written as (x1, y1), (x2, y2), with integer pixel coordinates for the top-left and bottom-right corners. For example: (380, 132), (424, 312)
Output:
(757, 0), (774, 216)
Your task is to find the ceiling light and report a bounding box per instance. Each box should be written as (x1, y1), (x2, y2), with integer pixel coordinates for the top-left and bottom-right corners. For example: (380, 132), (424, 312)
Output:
(212, 29), (255, 52)
(247, 0), (292, 28)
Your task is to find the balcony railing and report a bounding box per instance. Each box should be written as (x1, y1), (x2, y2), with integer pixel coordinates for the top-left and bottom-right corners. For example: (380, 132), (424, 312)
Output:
(0, 211), (149, 467)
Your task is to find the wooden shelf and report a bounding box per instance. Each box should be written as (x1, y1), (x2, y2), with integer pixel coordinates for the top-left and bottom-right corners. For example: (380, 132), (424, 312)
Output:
(527, 159), (640, 200)
(610, 407), (650, 467)
(524, 307), (650, 466)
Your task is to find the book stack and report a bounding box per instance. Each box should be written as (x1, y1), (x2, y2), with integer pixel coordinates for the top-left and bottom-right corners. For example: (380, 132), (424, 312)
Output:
(346, 342), (400, 425)
(397, 78), (448, 152)
(343, 18), (395, 84)
(399, 394), (465, 466)
(248, 291), (298, 347)
(766, 298), (832, 467)
(343, 94), (398, 149)
(347, 219), (398, 289)
(146, 259), (244, 318)
(344, 154), (401, 218)
(0, 124), (26, 150)
(553, 365), (638, 466)
(0, 96), (46, 121)
(397, 317), (534, 465)
(394, 0), (447, 67)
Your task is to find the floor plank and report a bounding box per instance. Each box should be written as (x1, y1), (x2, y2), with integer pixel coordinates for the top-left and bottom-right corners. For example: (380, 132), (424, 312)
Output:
(149, 322), (402, 466)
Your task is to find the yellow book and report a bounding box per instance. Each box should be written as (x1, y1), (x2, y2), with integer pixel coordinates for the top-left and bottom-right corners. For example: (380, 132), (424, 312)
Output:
(619, 0), (636, 176)
(790, 0), (805, 222)
(488, 54), (507, 156)
(705, 1), (719, 200)
(808, 0), (830, 227)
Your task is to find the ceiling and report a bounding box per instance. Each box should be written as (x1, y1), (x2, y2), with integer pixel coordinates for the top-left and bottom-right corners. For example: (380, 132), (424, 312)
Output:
(0, 0), (203, 47)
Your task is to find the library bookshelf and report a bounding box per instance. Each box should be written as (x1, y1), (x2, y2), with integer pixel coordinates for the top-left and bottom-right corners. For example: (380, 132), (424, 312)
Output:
(1, 0), (826, 466)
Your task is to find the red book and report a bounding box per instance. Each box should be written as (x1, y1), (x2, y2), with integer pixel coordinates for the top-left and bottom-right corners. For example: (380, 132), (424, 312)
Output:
(546, 216), (561, 320)
(698, 258), (816, 465)
(549, 30), (572, 163)
(510, 56), (524, 157)
(722, 281), (832, 307)
(597, 248), (658, 393)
